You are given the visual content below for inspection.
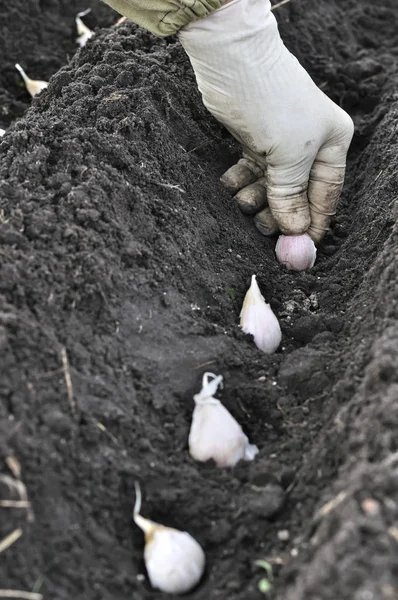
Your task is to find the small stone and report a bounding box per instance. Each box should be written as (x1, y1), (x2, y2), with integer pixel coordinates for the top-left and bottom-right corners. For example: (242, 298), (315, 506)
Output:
(361, 498), (381, 516)
(277, 530), (290, 541)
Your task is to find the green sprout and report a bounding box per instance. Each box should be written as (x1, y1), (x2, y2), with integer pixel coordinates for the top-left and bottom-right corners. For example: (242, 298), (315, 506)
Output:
(227, 287), (236, 300)
(255, 560), (273, 595)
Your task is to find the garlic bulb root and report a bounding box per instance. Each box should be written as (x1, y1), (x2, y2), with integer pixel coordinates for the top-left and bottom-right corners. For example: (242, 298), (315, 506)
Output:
(189, 373), (259, 467)
(133, 482), (205, 595)
(240, 275), (281, 353)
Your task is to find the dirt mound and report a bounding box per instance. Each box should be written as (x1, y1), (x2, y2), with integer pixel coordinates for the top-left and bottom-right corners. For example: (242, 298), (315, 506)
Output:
(1, 1), (398, 599)
(0, 0), (116, 128)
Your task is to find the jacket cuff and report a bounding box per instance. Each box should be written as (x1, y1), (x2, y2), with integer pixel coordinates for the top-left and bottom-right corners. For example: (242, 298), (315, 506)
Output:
(102, 0), (224, 37)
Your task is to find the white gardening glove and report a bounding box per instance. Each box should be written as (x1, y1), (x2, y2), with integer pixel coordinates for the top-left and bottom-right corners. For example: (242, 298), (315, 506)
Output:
(178, 0), (354, 242)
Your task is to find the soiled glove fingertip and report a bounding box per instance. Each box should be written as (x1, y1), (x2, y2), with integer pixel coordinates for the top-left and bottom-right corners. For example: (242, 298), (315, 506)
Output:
(220, 164), (258, 194)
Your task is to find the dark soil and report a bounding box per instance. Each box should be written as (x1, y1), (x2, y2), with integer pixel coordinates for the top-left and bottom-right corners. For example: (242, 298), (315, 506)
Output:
(1, 1), (398, 599)
(0, 0), (116, 129)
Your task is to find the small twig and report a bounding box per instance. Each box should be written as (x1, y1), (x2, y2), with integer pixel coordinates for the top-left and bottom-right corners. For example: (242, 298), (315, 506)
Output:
(61, 347), (75, 413)
(0, 528), (23, 554)
(0, 592), (43, 600)
(271, 0), (292, 10)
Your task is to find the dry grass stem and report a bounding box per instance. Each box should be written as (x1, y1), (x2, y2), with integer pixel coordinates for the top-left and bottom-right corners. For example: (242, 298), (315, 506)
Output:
(0, 500), (31, 508)
(0, 592), (43, 600)
(0, 475), (33, 522)
(315, 490), (349, 521)
(152, 181), (186, 194)
(61, 347), (75, 413)
(271, 0), (292, 10)
(0, 528), (23, 554)
(96, 422), (119, 445)
(187, 139), (213, 154)
(5, 457), (21, 479)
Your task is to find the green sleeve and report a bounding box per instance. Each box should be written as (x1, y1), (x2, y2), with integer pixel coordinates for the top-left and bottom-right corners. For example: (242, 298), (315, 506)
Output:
(102, 0), (224, 37)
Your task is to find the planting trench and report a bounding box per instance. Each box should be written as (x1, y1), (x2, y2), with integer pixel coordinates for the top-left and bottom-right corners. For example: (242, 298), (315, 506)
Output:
(1, 1), (398, 599)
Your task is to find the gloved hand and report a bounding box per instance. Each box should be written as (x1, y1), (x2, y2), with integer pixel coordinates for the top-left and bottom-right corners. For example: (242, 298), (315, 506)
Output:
(178, 0), (354, 242)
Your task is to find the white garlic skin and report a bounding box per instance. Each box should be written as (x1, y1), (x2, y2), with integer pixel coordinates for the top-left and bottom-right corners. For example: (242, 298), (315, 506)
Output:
(77, 31), (94, 47)
(240, 275), (281, 353)
(0, 129), (5, 137)
(28, 80), (49, 97)
(15, 64), (48, 98)
(144, 526), (205, 594)
(189, 400), (258, 467)
(76, 9), (94, 47)
(275, 234), (317, 271)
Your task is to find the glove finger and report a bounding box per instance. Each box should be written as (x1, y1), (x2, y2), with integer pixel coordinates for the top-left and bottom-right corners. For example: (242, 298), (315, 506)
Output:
(253, 207), (279, 236)
(307, 111), (354, 242)
(266, 164), (311, 235)
(307, 162), (346, 243)
(234, 176), (268, 215)
(220, 156), (264, 194)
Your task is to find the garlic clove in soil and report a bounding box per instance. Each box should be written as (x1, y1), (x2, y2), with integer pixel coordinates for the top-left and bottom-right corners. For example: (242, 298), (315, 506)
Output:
(189, 372), (259, 468)
(240, 275), (282, 354)
(0, 129), (5, 137)
(15, 64), (48, 98)
(133, 482), (205, 595)
(76, 8), (94, 47)
(275, 234), (317, 271)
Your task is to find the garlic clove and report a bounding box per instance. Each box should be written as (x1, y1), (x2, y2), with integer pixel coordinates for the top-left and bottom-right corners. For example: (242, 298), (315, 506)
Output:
(15, 64), (48, 98)
(275, 234), (316, 271)
(189, 373), (259, 468)
(0, 129), (5, 137)
(133, 482), (205, 595)
(240, 275), (281, 353)
(76, 8), (94, 47)
(145, 527), (205, 595)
